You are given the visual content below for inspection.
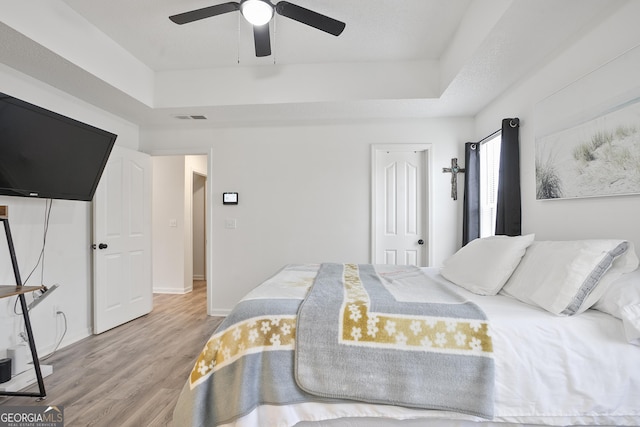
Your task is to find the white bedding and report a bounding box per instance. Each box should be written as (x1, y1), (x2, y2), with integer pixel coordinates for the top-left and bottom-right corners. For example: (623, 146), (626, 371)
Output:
(215, 265), (640, 427)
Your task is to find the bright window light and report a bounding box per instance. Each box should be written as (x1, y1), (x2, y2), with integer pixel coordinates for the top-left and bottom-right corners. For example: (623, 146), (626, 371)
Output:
(480, 134), (501, 238)
(241, 0), (273, 26)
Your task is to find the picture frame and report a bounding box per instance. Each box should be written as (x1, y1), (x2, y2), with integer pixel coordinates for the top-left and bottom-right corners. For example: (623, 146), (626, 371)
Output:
(534, 45), (640, 200)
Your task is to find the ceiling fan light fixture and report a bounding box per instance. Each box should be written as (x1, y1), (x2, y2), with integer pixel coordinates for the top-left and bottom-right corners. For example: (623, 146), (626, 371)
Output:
(240, 0), (273, 26)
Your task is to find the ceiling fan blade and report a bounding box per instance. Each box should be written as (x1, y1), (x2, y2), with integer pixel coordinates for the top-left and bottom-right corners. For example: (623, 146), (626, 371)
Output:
(169, 2), (240, 25)
(253, 25), (272, 57)
(275, 1), (345, 36)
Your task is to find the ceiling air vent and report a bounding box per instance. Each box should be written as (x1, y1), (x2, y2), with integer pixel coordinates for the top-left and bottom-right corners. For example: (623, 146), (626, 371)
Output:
(172, 114), (208, 120)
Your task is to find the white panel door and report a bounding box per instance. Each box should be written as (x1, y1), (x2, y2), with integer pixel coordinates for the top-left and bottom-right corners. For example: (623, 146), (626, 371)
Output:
(373, 147), (429, 266)
(93, 146), (152, 334)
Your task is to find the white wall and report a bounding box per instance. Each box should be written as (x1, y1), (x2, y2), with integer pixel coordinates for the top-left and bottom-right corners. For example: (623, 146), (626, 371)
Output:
(193, 174), (207, 280)
(475, 1), (640, 251)
(0, 65), (140, 357)
(151, 156), (188, 294)
(142, 119), (474, 314)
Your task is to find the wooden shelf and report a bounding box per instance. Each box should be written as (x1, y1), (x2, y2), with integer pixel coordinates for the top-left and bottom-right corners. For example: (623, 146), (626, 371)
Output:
(0, 285), (45, 300)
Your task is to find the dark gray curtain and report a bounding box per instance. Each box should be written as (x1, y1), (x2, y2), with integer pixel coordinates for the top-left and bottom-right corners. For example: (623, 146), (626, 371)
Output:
(495, 118), (521, 236)
(462, 142), (480, 246)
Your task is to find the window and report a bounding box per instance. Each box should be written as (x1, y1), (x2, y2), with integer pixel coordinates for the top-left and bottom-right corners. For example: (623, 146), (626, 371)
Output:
(479, 134), (501, 237)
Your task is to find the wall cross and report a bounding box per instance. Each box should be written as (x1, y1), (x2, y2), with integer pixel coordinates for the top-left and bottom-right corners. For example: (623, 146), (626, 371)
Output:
(442, 158), (465, 200)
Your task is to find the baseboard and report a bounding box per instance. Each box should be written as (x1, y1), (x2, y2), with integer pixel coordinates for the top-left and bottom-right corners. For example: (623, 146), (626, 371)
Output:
(209, 308), (231, 317)
(0, 364), (53, 392)
(59, 327), (93, 349)
(153, 287), (191, 295)
(37, 327), (92, 358)
(193, 274), (205, 281)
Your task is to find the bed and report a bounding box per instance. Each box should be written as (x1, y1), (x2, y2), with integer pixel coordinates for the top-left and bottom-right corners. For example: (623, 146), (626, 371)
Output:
(173, 236), (640, 427)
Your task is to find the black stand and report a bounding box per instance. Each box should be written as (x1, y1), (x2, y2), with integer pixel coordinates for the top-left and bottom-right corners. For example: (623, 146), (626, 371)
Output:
(0, 207), (46, 400)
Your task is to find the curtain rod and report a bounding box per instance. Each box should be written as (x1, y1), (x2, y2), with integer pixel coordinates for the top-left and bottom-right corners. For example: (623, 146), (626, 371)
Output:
(477, 129), (501, 145)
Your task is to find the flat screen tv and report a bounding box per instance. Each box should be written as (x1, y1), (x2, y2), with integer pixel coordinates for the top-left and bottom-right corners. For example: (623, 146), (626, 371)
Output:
(0, 92), (117, 201)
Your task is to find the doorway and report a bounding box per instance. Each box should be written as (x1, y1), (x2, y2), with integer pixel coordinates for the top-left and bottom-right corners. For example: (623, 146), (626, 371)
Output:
(371, 144), (432, 266)
(150, 154), (209, 296)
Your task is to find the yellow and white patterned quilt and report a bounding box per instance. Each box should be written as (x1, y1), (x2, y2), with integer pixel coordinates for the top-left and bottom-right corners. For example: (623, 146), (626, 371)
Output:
(296, 263), (494, 418)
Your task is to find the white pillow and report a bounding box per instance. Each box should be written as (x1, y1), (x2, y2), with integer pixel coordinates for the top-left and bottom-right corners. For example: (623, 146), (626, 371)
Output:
(593, 268), (640, 318)
(593, 268), (640, 345)
(620, 304), (640, 346)
(501, 240), (639, 316)
(440, 234), (535, 295)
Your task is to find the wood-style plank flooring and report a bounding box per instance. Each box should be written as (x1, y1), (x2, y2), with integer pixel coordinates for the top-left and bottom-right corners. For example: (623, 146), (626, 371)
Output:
(0, 281), (223, 426)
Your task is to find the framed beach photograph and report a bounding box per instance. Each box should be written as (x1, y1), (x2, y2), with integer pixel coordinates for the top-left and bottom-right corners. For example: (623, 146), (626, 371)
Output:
(535, 46), (640, 200)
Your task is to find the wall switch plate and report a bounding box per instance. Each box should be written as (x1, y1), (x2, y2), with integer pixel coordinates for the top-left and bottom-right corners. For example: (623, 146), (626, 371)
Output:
(225, 219), (237, 229)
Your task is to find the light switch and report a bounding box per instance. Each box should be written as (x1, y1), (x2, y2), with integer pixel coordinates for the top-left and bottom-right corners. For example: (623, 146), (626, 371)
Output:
(169, 219), (178, 227)
(225, 218), (237, 229)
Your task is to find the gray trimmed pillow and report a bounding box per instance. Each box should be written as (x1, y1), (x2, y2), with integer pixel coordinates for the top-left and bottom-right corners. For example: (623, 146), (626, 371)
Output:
(501, 240), (639, 316)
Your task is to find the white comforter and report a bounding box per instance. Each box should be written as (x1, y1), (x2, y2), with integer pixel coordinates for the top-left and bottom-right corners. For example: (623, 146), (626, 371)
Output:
(201, 265), (640, 427)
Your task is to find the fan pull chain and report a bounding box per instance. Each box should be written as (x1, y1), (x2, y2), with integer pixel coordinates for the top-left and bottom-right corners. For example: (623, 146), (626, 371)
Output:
(237, 12), (241, 64)
(272, 14), (276, 64)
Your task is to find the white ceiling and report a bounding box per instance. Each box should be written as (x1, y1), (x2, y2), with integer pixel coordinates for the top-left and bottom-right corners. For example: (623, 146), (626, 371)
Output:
(62, 0), (472, 69)
(0, 0), (623, 128)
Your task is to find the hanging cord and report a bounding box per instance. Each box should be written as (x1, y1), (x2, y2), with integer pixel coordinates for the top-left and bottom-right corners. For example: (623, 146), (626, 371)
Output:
(41, 311), (68, 361)
(10, 198), (66, 362)
(13, 199), (53, 315)
(24, 198), (52, 285)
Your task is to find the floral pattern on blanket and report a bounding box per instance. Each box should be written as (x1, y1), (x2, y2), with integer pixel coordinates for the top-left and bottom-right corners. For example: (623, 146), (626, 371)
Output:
(189, 315), (297, 388)
(341, 263), (493, 354)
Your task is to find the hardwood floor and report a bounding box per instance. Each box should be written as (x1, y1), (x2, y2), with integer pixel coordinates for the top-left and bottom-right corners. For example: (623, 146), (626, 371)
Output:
(0, 281), (223, 426)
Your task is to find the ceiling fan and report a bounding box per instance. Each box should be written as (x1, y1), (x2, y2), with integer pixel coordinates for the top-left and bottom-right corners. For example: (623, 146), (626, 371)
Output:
(169, 0), (346, 57)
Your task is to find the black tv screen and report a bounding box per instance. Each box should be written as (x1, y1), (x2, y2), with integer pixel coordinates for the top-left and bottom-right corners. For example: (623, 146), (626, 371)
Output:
(0, 92), (117, 201)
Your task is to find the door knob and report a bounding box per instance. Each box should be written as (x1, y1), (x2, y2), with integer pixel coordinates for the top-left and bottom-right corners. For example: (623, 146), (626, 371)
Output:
(98, 243), (108, 249)
(418, 239), (424, 245)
